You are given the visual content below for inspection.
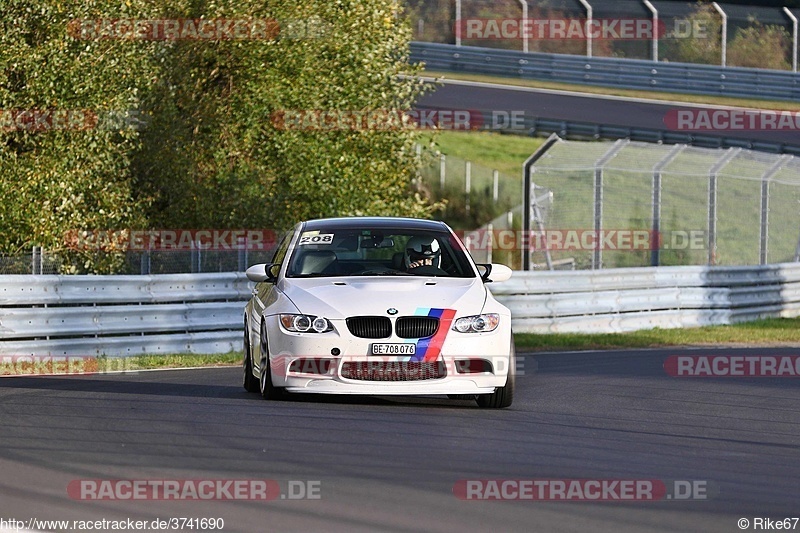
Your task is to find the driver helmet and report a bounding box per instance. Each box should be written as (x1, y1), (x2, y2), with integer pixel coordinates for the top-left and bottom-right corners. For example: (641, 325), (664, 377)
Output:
(404, 235), (441, 269)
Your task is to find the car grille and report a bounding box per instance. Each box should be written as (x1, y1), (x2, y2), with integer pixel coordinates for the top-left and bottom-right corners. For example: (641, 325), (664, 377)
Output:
(395, 316), (439, 339)
(340, 361), (446, 381)
(346, 316), (392, 339)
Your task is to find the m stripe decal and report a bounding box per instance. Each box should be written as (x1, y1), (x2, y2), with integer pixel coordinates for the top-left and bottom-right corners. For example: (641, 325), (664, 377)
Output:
(411, 308), (456, 362)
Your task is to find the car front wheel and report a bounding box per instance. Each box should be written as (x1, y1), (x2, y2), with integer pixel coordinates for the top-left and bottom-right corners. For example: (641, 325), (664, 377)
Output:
(259, 321), (286, 400)
(242, 322), (259, 393)
(476, 340), (515, 409)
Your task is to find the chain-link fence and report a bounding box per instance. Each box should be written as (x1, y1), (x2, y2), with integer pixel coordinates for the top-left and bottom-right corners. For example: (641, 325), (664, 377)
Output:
(523, 138), (800, 269)
(0, 247), (279, 275)
(407, 0), (800, 68)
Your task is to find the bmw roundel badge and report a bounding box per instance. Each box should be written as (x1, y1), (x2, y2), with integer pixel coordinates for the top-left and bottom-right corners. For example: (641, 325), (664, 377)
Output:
(387, 308), (398, 315)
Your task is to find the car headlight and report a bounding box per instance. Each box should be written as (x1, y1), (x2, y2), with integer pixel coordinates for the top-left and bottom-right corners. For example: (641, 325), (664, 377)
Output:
(452, 313), (500, 333)
(280, 314), (333, 333)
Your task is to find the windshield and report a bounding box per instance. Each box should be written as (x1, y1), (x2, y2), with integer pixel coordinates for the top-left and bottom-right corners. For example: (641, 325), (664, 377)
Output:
(285, 228), (475, 278)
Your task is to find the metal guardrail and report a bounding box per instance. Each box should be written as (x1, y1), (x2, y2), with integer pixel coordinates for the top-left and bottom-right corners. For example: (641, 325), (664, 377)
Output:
(491, 263), (800, 333)
(411, 42), (800, 102)
(2, 265), (799, 354)
(522, 117), (800, 156)
(0, 273), (251, 356)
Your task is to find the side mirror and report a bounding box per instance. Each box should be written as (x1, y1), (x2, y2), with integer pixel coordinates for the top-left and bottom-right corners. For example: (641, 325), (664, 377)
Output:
(477, 263), (512, 283)
(246, 263), (278, 283)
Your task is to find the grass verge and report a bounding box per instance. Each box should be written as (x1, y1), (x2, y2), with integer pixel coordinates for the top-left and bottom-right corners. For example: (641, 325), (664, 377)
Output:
(515, 317), (800, 352)
(109, 352), (242, 371)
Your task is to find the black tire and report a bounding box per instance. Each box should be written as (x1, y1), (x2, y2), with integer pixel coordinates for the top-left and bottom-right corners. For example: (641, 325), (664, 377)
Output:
(242, 322), (259, 393)
(259, 321), (286, 400)
(476, 340), (515, 409)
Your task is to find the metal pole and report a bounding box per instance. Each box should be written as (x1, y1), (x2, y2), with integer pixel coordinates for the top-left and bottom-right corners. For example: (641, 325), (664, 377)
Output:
(518, 0), (528, 53)
(712, 2), (727, 67)
(759, 155), (790, 265)
(593, 139), (628, 270)
(643, 0), (658, 62)
(531, 187), (553, 270)
(440, 154), (446, 189)
(578, 0), (593, 58)
(465, 160), (471, 216)
(708, 148), (739, 265)
(651, 144), (685, 266)
(487, 223), (494, 264)
(523, 133), (560, 271)
(493, 170), (499, 202)
(784, 7), (798, 73)
(455, 0), (462, 47)
(32, 246), (42, 275)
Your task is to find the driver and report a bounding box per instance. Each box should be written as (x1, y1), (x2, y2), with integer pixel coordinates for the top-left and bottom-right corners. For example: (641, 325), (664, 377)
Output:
(404, 235), (442, 270)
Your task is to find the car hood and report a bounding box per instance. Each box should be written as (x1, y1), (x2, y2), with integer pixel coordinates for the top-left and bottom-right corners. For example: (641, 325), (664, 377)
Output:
(279, 276), (488, 319)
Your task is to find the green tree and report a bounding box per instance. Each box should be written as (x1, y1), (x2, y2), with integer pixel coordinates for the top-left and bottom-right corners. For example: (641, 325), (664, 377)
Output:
(134, 0), (435, 233)
(728, 22), (791, 70)
(0, 0), (159, 272)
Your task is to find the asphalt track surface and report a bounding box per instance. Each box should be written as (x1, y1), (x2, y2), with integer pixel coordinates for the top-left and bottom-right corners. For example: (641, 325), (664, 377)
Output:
(416, 79), (800, 148)
(1, 347), (798, 532)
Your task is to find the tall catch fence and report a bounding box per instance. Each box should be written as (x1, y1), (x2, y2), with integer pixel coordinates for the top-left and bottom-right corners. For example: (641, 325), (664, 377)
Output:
(523, 137), (800, 270)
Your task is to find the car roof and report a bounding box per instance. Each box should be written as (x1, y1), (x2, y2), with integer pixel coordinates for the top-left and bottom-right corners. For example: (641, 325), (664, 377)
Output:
(301, 217), (450, 232)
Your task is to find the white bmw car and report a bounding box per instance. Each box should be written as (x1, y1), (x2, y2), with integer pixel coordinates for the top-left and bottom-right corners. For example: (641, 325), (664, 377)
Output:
(242, 217), (515, 408)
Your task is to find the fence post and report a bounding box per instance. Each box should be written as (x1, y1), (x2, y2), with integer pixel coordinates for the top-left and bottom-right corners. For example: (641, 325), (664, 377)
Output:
(440, 154), (446, 189)
(708, 148), (739, 265)
(465, 160), (471, 216)
(238, 235), (248, 272)
(652, 145), (685, 266)
(31, 246), (42, 275)
(493, 170), (499, 201)
(140, 250), (151, 275)
(760, 155), (791, 265)
(593, 139), (628, 269)
(191, 241), (201, 273)
(712, 2), (727, 67)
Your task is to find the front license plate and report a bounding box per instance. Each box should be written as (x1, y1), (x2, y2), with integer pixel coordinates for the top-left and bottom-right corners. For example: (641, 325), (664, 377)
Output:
(372, 343), (415, 355)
